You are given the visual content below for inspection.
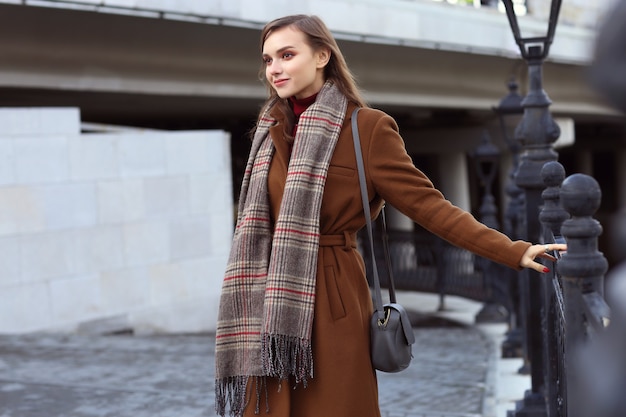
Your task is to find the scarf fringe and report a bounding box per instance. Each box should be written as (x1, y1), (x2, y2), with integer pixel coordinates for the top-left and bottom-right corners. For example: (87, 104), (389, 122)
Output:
(262, 334), (313, 385)
(215, 376), (247, 417)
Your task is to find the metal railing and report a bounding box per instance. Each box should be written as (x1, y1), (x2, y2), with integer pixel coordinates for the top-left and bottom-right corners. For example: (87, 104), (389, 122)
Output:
(540, 163), (610, 417)
(361, 224), (490, 311)
(361, 159), (612, 417)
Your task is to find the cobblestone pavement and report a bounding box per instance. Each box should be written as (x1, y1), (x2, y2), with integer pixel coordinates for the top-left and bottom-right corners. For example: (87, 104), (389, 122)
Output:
(0, 323), (493, 417)
(377, 326), (490, 417)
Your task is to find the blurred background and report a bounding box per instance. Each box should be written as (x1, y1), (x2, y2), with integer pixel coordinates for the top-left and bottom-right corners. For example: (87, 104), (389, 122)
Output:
(0, 0), (623, 336)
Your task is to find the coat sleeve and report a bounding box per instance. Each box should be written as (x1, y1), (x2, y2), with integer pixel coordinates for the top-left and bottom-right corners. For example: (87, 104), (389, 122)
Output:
(361, 109), (530, 270)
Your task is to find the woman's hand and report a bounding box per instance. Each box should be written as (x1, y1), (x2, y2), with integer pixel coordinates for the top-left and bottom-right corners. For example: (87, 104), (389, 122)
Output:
(519, 243), (567, 273)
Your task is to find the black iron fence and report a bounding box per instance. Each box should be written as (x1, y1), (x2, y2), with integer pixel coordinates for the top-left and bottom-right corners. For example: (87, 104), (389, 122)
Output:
(361, 224), (491, 311)
(361, 159), (612, 417)
(541, 163), (610, 417)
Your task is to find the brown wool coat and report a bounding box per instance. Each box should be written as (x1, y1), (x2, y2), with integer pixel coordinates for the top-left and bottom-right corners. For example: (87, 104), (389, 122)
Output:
(242, 102), (530, 417)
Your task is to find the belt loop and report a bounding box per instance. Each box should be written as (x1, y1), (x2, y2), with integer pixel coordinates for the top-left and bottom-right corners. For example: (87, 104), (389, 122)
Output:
(343, 231), (351, 251)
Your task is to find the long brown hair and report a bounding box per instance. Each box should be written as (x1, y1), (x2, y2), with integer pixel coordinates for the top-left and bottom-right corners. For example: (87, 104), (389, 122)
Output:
(256, 15), (366, 135)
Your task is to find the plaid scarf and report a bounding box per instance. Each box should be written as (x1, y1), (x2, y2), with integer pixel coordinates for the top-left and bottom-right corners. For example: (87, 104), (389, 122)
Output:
(215, 82), (348, 417)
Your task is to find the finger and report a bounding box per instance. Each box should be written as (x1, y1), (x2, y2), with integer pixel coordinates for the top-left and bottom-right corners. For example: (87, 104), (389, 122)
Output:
(519, 254), (549, 272)
(528, 261), (550, 273)
(537, 253), (557, 262)
(543, 244), (567, 253)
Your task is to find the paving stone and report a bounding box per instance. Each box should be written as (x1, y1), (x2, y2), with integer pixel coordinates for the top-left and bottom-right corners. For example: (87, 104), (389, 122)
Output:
(0, 325), (493, 417)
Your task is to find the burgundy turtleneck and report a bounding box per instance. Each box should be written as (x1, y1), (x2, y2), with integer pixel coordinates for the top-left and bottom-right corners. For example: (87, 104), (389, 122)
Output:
(289, 93), (318, 135)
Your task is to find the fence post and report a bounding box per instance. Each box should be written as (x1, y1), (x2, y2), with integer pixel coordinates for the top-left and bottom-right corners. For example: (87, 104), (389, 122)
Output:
(473, 132), (509, 323)
(557, 174), (609, 417)
(501, 149), (526, 358)
(511, 53), (560, 417)
(539, 161), (569, 417)
(540, 162), (569, 240)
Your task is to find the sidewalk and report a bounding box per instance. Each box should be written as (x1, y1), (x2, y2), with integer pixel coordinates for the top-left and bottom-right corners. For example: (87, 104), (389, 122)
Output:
(0, 292), (529, 417)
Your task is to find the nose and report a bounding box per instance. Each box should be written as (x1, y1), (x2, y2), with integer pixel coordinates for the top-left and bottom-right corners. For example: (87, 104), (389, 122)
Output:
(267, 60), (281, 75)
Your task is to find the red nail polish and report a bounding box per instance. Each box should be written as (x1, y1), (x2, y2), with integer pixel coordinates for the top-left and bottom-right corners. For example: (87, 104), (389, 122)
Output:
(543, 267), (550, 273)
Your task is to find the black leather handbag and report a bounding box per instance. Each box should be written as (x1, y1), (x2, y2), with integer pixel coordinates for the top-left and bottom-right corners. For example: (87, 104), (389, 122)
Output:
(351, 108), (415, 373)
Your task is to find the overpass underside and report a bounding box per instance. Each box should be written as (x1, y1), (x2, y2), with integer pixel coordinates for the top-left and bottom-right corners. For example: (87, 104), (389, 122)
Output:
(0, 2), (617, 132)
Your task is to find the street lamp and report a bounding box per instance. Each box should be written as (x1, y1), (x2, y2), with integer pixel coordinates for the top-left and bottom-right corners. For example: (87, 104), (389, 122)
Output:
(493, 80), (527, 359)
(502, 0), (562, 60)
(501, 1), (563, 416)
(493, 79), (524, 150)
(472, 132), (509, 324)
(493, 79), (525, 241)
(473, 132), (500, 232)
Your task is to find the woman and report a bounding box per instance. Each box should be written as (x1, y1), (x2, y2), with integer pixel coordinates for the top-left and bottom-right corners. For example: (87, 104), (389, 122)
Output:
(215, 14), (564, 417)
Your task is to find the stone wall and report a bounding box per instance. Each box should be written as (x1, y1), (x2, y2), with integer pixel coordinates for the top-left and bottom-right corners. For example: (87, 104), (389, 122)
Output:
(0, 108), (233, 334)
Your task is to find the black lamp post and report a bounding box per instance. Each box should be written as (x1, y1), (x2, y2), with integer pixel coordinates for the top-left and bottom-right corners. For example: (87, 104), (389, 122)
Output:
(493, 80), (527, 359)
(502, 1), (563, 416)
(473, 132), (508, 323)
(493, 80), (525, 244)
(473, 132), (500, 217)
(494, 79), (524, 154)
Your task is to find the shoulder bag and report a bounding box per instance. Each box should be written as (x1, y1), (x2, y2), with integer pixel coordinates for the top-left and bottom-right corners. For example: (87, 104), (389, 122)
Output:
(351, 107), (415, 373)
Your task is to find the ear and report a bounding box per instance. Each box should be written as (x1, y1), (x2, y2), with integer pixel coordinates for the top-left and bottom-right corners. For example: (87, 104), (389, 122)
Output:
(316, 48), (331, 69)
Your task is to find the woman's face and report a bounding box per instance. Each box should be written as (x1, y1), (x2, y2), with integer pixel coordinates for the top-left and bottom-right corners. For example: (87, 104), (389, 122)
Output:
(262, 26), (329, 99)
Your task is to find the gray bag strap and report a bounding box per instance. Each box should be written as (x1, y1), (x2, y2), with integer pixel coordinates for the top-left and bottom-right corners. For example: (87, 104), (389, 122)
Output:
(351, 108), (395, 322)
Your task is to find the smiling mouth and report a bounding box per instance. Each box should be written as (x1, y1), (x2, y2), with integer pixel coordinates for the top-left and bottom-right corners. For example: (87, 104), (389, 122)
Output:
(274, 79), (288, 87)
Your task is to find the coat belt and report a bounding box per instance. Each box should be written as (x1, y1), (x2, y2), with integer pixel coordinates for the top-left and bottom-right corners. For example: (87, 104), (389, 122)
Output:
(319, 231), (357, 250)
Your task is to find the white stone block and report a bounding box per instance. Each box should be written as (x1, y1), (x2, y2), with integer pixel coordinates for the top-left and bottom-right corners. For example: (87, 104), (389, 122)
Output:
(165, 132), (211, 175)
(180, 257), (214, 296)
(183, 256), (227, 300)
(189, 173), (233, 215)
(0, 108), (79, 137)
(123, 220), (170, 266)
(149, 262), (186, 304)
(73, 226), (125, 275)
(35, 183), (98, 230)
(205, 130), (231, 174)
(0, 237), (20, 287)
(143, 176), (190, 218)
(170, 216), (212, 260)
(39, 108), (81, 136)
(0, 140), (14, 186)
(210, 175), (234, 216)
(20, 231), (76, 282)
(69, 135), (119, 180)
(97, 179), (145, 224)
(129, 296), (216, 334)
(49, 274), (103, 323)
(118, 133), (166, 178)
(0, 186), (46, 237)
(209, 212), (234, 256)
(100, 266), (150, 313)
(0, 282), (52, 333)
(14, 136), (70, 184)
(188, 174), (212, 214)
